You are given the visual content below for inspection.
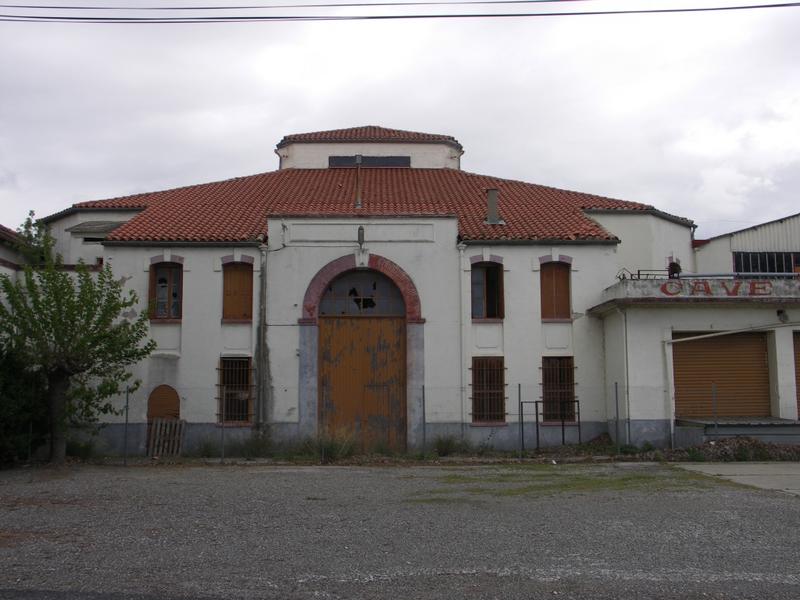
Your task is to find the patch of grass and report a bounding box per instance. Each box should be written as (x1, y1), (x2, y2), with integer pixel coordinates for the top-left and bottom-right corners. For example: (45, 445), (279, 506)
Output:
(434, 435), (470, 457)
(405, 496), (477, 505)
(418, 464), (721, 501)
(66, 439), (95, 460)
(300, 429), (357, 463)
(193, 437), (221, 458)
(225, 432), (273, 459)
(619, 444), (640, 455)
(686, 447), (706, 462)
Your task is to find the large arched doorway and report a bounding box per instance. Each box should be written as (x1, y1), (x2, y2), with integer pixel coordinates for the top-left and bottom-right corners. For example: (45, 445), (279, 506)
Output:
(318, 270), (407, 452)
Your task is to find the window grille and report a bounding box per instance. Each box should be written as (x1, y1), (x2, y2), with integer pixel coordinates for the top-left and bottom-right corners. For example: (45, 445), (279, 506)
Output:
(471, 356), (506, 422)
(541, 356), (576, 421)
(217, 357), (254, 423)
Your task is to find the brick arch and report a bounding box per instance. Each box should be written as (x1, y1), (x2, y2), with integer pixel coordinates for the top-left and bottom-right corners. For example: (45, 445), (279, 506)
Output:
(300, 254), (423, 324)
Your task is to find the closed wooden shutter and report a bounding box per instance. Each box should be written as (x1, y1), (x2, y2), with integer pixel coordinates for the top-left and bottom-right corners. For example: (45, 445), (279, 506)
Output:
(672, 332), (770, 418)
(540, 262), (571, 320)
(794, 332), (800, 418)
(223, 263), (253, 320)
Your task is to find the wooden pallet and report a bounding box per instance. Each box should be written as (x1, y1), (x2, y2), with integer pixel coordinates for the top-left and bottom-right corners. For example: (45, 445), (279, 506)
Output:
(147, 418), (185, 458)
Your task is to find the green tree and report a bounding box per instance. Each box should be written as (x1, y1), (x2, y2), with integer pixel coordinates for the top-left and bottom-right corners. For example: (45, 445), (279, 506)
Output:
(0, 231), (155, 463)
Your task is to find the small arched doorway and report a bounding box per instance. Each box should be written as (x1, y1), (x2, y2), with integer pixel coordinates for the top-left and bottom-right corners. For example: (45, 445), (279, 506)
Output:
(147, 385), (180, 421)
(318, 270), (407, 452)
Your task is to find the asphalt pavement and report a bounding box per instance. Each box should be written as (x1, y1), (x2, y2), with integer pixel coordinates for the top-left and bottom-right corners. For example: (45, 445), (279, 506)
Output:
(677, 461), (800, 496)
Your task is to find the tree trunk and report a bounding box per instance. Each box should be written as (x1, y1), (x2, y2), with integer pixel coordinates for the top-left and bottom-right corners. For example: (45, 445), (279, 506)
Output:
(48, 372), (70, 464)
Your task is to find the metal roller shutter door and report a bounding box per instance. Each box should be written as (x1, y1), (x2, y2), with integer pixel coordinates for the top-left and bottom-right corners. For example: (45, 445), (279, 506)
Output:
(673, 332), (771, 418)
(795, 332), (800, 417)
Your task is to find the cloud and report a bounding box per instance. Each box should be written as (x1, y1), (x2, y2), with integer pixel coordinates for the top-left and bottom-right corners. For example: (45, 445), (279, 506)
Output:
(0, 5), (798, 240)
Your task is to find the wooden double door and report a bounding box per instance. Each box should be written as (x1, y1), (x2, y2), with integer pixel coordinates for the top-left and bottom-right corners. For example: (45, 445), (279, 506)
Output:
(318, 317), (407, 452)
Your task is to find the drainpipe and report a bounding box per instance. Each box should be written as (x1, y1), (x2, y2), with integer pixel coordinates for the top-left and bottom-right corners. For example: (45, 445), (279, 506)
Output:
(458, 242), (468, 440)
(615, 307), (632, 445)
(256, 239), (272, 433)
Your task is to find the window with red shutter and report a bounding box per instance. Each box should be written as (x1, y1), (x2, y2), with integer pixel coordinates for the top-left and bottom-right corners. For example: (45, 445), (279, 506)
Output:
(540, 262), (571, 321)
(222, 263), (253, 321)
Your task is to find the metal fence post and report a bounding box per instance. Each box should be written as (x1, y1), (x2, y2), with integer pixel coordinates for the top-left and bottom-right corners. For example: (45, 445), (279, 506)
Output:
(421, 385), (426, 454)
(518, 383), (523, 460)
(123, 386), (130, 467)
(614, 382), (620, 454)
(220, 385), (226, 464)
(712, 382), (718, 436)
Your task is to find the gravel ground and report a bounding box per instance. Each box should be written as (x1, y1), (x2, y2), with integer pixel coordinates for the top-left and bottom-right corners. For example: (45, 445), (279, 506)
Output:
(1, 462), (799, 600)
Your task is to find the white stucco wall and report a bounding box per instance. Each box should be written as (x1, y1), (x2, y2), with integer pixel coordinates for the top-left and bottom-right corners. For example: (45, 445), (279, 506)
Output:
(599, 305), (800, 423)
(590, 213), (694, 275)
(48, 210), (140, 264)
(99, 245), (260, 424)
(265, 217), (463, 426)
(276, 142), (461, 170)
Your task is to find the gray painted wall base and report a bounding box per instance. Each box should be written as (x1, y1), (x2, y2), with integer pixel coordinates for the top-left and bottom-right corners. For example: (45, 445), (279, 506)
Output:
(83, 418), (691, 456)
(88, 423), (256, 457)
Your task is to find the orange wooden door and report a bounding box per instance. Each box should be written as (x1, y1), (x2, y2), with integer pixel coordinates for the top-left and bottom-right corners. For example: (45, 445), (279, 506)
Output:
(147, 385), (180, 420)
(319, 317), (406, 452)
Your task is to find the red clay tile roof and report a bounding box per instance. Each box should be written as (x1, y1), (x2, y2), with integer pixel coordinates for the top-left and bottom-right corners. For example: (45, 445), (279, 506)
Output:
(277, 126), (462, 151)
(0, 224), (20, 245)
(66, 168), (684, 244)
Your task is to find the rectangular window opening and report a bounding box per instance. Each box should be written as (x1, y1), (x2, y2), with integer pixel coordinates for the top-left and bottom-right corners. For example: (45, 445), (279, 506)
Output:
(471, 356), (506, 423)
(217, 357), (254, 423)
(471, 263), (504, 319)
(542, 356), (576, 422)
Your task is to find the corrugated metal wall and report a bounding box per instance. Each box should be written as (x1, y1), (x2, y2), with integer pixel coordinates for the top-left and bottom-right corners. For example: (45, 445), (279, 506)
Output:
(672, 332), (771, 418)
(729, 214), (800, 251)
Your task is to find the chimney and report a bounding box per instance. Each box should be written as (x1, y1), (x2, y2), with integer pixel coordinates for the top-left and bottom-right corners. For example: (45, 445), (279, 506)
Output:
(485, 188), (504, 225)
(355, 154), (363, 209)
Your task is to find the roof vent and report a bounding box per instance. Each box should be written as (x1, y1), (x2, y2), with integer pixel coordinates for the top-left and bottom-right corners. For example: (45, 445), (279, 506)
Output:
(485, 188), (504, 225)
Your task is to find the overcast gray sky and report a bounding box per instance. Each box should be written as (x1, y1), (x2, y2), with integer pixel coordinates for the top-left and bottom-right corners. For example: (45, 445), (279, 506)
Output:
(0, 0), (798, 238)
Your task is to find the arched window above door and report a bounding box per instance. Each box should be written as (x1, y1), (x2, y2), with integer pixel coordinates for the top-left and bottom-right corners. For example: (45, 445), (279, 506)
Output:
(319, 270), (405, 317)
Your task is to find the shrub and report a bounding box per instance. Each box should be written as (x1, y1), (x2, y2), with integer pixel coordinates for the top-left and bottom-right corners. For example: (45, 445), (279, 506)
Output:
(66, 438), (95, 460)
(434, 435), (464, 457)
(195, 437), (221, 458)
(687, 447), (705, 462)
(304, 429), (357, 463)
(234, 432), (272, 459)
(640, 441), (655, 453)
(619, 444), (639, 455)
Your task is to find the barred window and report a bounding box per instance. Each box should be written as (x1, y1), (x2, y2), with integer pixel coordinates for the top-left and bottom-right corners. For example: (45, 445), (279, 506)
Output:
(471, 356), (505, 423)
(217, 357), (254, 423)
(542, 356), (576, 421)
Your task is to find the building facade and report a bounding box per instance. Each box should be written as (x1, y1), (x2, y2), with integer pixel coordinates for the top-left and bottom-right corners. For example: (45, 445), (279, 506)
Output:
(33, 126), (800, 452)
